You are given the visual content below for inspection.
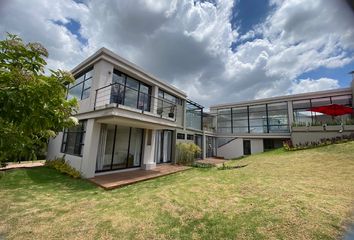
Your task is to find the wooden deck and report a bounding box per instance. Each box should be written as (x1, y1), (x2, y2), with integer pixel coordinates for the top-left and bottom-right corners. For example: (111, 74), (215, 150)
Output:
(89, 164), (191, 190)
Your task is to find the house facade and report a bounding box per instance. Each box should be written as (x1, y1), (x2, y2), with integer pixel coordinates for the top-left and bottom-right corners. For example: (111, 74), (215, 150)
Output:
(47, 48), (205, 178)
(47, 48), (354, 178)
(210, 83), (354, 159)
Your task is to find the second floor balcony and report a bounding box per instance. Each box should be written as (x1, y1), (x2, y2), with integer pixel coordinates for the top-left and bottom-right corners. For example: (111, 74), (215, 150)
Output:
(94, 83), (179, 122)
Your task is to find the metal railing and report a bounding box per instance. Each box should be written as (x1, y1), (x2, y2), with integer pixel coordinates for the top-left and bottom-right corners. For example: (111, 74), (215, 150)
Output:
(94, 83), (177, 121)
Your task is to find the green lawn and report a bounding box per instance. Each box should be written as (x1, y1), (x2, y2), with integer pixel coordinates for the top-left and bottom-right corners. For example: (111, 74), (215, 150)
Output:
(1, 142), (354, 240)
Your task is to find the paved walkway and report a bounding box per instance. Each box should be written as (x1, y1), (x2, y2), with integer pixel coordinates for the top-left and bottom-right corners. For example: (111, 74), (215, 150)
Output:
(89, 164), (191, 190)
(196, 158), (228, 166)
(0, 161), (45, 171)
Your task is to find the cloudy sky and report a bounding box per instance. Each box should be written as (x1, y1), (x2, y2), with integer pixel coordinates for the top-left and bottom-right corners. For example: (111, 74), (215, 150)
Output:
(1, 0), (353, 107)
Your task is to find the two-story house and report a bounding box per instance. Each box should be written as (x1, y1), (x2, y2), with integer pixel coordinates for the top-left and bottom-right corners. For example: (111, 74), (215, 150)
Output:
(47, 48), (205, 178)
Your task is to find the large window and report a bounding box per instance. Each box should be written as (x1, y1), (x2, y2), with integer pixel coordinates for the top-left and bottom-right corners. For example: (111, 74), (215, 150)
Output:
(217, 109), (232, 133)
(158, 90), (183, 105)
(267, 102), (289, 133)
(249, 104), (267, 133)
(111, 70), (151, 111)
(157, 89), (182, 119)
(293, 99), (312, 125)
(186, 100), (203, 130)
(68, 68), (93, 100)
(293, 95), (353, 125)
(61, 120), (87, 156)
(96, 125), (143, 172)
(217, 102), (290, 134)
(232, 107), (249, 133)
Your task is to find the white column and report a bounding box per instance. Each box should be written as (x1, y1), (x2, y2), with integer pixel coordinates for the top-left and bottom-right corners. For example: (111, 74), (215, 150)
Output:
(202, 133), (207, 159)
(183, 100), (187, 130)
(81, 119), (101, 178)
(142, 129), (156, 170)
(287, 101), (294, 130)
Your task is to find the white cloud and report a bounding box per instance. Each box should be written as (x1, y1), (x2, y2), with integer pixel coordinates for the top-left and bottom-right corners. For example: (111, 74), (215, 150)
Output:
(289, 78), (340, 94)
(0, 0), (353, 107)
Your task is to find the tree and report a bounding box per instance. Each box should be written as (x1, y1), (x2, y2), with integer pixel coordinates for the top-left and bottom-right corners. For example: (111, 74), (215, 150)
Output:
(0, 33), (78, 162)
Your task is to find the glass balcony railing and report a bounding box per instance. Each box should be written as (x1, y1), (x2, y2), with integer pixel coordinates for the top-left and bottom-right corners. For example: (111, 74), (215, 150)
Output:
(94, 83), (177, 121)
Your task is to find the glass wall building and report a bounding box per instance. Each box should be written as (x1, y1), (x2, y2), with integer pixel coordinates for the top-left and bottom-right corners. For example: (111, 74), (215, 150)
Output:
(216, 102), (289, 134)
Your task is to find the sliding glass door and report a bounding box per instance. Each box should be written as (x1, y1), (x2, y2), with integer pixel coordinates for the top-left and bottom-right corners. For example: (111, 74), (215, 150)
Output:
(155, 130), (173, 163)
(96, 125), (143, 172)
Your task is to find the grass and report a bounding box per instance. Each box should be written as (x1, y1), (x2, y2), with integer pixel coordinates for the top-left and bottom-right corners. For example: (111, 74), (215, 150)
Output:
(1, 142), (354, 240)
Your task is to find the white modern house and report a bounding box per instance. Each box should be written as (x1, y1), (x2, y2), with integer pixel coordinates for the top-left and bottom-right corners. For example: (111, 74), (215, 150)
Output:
(47, 48), (205, 178)
(47, 48), (354, 178)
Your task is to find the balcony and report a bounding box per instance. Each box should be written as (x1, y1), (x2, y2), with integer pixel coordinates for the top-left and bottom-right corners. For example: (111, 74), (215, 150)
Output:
(94, 83), (178, 122)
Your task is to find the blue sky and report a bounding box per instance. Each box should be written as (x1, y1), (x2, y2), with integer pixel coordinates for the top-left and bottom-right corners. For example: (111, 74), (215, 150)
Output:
(1, 0), (353, 106)
(232, 0), (271, 35)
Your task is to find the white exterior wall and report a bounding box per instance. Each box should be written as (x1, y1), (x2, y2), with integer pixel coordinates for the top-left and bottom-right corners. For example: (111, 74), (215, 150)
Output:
(142, 129), (157, 170)
(80, 119), (101, 178)
(46, 133), (84, 173)
(46, 119), (100, 178)
(217, 138), (264, 159)
(250, 139), (264, 154)
(217, 138), (244, 159)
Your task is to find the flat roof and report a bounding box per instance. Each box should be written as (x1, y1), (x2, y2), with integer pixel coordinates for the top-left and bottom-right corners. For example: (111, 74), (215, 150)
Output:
(71, 47), (187, 98)
(210, 87), (352, 109)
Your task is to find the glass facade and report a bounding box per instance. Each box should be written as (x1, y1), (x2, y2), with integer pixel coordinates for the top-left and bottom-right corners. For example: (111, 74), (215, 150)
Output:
(68, 68), (93, 100)
(292, 94), (352, 125)
(217, 102), (289, 134)
(156, 90), (179, 119)
(96, 125), (143, 172)
(267, 102), (289, 132)
(111, 70), (151, 111)
(217, 109), (232, 133)
(186, 101), (203, 130)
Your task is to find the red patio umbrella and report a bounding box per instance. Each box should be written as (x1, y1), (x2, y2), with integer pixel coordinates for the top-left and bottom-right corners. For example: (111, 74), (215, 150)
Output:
(308, 104), (353, 116)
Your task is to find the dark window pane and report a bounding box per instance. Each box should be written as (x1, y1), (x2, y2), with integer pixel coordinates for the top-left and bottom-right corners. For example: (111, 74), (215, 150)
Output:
(82, 88), (90, 100)
(85, 69), (93, 79)
(61, 120), (87, 156)
(84, 77), (92, 89)
(177, 133), (185, 139)
(126, 77), (139, 90)
(68, 83), (83, 100)
(113, 71), (125, 85)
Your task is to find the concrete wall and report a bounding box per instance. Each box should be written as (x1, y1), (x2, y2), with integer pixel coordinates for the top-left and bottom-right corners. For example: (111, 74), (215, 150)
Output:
(217, 138), (244, 159)
(217, 138), (264, 159)
(47, 119), (101, 178)
(250, 139), (264, 154)
(46, 132), (84, 174)
(291, 125), (354, 145)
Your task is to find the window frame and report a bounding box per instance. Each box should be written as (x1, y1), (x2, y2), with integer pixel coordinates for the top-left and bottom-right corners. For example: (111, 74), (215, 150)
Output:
(112, 69), (152, 111)
(67, 67), (93, 101)
(177, 133), (185, 140)
(61, 120), (87, 157)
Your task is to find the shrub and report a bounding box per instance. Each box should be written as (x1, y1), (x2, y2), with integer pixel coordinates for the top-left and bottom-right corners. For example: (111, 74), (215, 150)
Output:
(45, 157), (81, 178)
(176, 142), (201, 165)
